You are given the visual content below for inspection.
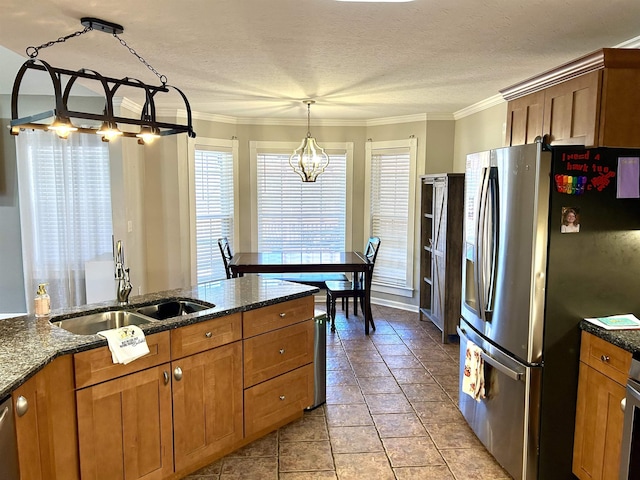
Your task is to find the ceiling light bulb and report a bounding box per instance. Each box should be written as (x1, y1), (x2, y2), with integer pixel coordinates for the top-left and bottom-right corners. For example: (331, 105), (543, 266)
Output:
(96, 121), (123, 142)
(136, 125), (161, 144)
(48, 116), (78, 139)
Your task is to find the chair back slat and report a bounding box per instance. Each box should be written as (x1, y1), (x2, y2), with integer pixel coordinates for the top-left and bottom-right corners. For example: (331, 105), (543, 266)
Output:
(217, 237), (233, 279)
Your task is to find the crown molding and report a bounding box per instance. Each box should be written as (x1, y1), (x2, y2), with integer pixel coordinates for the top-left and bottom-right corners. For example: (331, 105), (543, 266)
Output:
(453, 94), (505, 120)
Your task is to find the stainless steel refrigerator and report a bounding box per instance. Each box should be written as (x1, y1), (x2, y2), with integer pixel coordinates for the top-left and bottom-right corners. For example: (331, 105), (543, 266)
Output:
(458, 140), (640, 480)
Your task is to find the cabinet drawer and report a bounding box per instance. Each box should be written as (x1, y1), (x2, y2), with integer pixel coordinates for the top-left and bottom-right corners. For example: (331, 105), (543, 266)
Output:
(580, 331), (631, 385)
(74, 331), (171, 389)
(244, 363), (314, 437)
(243, 296), (314, 338)
(244, 319), (314, 387)
(171, 313), (242, 359)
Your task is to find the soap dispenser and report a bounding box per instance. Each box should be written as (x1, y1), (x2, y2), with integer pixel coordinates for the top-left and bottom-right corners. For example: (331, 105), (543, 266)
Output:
(34, 283), (50, 317)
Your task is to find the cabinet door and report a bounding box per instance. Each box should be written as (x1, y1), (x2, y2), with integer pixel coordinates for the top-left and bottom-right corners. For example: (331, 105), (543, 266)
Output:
(431, 180), (446, 326)
(13, 355), (79, 480)
(172, 341), (243, 473)
(505, 90), (545, 146)
(544, 71), (601, 146)
(76, 364), (174, 480)
(573, 362), (625, 480)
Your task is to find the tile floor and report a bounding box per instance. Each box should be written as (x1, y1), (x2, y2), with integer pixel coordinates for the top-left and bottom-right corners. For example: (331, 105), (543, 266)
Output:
(185, 304), (512, 480)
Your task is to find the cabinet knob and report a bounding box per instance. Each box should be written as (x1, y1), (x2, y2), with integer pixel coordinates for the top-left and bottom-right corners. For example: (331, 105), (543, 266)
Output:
(279, 348), (285, 355)
(163, 371), (170, 385)
(174, 367), (183, 381)
(205, 331), (212, 338)
(279, 395), (285, 401)
(15, 395), (28, 417)
(279, 313), (286, 318)
(600, 355), (610, 362)
(621, 397), (627, 412)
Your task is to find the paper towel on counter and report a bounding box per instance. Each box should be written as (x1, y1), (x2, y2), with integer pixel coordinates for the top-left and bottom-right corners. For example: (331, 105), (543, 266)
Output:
(98, 325), (150, 365)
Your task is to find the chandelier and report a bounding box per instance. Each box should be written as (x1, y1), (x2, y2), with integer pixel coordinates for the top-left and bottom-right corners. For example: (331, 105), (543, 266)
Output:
(9, 17), (195, 144)
(289, 100), (329, 182)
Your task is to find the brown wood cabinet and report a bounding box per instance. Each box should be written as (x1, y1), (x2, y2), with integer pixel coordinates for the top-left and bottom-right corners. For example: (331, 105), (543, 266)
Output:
(573, 331), (631, 480)
(13, 355), (79, 480)
(503, 48), (640, 148)
(419, 173), (464, 343)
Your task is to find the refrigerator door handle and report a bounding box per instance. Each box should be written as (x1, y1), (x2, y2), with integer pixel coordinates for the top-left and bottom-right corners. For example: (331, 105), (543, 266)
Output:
(484, 167), (499, 318)
(474, 167), (490, 322)
(480, 351), (523, 382)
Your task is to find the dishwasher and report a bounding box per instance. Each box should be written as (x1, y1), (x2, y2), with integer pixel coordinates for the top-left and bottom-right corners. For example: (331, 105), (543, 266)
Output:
(0, 396), (20, 479)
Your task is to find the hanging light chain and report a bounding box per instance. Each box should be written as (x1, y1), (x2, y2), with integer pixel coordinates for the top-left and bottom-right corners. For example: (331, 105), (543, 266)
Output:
(26, 26), (92, 59)
(307, 102), (312, 137)
(113, 33), (167, 85)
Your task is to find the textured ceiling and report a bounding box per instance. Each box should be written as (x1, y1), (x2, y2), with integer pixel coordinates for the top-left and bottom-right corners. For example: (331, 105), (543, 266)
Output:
(1, 0), (640, 121)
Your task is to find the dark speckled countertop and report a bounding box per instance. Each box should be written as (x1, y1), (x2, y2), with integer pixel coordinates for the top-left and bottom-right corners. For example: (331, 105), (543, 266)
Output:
(0, 276), (318, 400)
(580, 320), (640, 359)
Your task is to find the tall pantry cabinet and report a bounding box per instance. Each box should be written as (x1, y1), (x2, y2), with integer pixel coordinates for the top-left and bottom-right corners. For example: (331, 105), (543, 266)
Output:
(419, 174), (464, 343)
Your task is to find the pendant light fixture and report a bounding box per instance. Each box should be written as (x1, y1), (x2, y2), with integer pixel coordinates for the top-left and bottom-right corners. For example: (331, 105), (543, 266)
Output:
(9, 17), (195, 144)
(289, 100), (330, 182)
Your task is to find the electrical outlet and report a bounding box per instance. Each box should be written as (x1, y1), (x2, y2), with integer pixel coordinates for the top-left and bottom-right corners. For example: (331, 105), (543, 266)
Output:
(127, 220), (133, 233)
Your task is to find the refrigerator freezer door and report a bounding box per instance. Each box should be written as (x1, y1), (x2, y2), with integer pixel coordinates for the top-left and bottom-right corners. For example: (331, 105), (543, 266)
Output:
(461, 143), (551, 364)
(458, 320), (541, 480)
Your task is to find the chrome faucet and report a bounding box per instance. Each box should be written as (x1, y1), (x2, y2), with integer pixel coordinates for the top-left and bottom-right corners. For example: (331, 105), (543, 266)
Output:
(114, 240), (132, 304)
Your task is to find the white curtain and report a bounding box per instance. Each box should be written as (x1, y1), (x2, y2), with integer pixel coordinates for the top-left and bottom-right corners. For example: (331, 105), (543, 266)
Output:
(16, 130), (113, 311)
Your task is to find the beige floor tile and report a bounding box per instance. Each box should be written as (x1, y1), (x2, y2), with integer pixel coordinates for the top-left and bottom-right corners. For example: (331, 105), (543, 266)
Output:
(327, 356), (352, 370)
(326, 404), (374, 427)
(425, 361), (460, 376)
(329, 425), (384, 454)
(345, 350), (384, 363)
(357, 376), (402, 395)
(393, 465), (455, 479)
(225, 431), (277, 457)
(279, 415), (329, 442)
(219, 456), (277, 479)
(376, 343), (413, 356)
(426, 423), (483, 449)
(372, 413), (428, 438)
(391, 367), (435, 384)
(279, 440), (335, 472)
(382, 436), (445, 467)
(326, 345), (346, 358)
(350, 361), (392, 377)
(326, 369), (358, 386)
(383, 355), (423, 369)
(341, 338), (377, 351)
(441, 448), (513, 479)
(279, 472), (337, 480)
(411, 347), (452, 363)
(364, 393), (413, 414)
(412, 401), (465, 425)
(401, 383), (450, 402)
(370, 334), (404, 345)
(333, 452), (395, 480)
(184, 458), (223, 478)
(326, 385), (365, 405)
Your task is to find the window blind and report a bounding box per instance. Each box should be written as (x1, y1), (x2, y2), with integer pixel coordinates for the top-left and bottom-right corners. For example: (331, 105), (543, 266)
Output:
(194, 146), (234, 283)
(256, 151), (347, 252)
(370, 147), (411, 287)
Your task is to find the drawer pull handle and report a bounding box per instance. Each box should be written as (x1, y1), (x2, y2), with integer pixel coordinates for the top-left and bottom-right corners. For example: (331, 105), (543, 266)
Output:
(279, 348), (285, 355)
(279, 313), (286, 318)
(205, 332), (212, 338)
(16, 396), (28, 417)
(279, 395), (286, 401)
(621, 397), (627, 412)
(163, 371), (170, 385)
(601, 355), (610, 362)
(174, 367), (183, 381)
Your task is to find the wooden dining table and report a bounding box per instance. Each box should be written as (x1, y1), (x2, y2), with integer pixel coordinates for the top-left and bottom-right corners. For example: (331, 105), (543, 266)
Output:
(228, 251), (375, 334)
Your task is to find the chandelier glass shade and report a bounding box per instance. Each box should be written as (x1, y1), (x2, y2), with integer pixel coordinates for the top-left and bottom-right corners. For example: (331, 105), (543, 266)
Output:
(9, 17), (196, 144)
(289, 100), (329, 182)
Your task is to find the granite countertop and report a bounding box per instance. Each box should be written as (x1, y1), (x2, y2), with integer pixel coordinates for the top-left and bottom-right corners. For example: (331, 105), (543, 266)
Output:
(0, 276), (318, 400)
(580, 320), (640, 358)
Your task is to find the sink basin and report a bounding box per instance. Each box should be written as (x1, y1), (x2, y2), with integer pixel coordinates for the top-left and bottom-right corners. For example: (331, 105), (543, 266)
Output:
(50, 310), (156, 336)
(134, 299), (214, 320)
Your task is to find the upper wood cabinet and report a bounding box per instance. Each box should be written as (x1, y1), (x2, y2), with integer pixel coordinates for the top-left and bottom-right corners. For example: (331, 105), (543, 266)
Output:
(503, 48), (640, 148)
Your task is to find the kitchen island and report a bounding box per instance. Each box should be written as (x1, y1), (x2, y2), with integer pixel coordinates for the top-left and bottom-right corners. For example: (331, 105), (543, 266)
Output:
(1, 276), (319, 480)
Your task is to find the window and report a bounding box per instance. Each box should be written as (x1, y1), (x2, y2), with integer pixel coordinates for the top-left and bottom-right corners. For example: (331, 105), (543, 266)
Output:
(15, 129), (113, 309)
(191, 139), (237, 283)
(365, 138), (417, 296)
(250, 141), (352, 252)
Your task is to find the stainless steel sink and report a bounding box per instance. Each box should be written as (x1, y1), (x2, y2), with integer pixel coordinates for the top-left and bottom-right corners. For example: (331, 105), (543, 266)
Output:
(134, 299), (214, 320)
(50, 310), (156, 336)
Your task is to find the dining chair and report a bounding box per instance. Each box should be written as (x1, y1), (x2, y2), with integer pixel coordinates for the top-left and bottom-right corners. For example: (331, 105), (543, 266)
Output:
(325, 236), (380, 332)
(217, 237), (233, 279)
